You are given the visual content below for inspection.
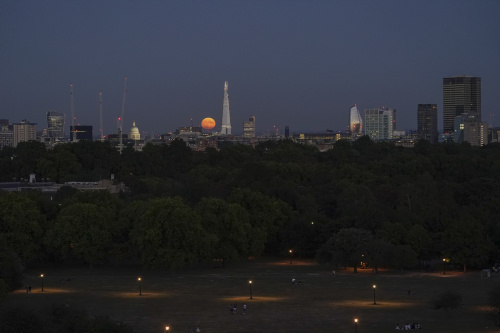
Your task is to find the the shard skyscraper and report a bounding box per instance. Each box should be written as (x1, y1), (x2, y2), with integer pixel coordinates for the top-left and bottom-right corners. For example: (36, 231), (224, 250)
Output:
(221, 81), (232, 135)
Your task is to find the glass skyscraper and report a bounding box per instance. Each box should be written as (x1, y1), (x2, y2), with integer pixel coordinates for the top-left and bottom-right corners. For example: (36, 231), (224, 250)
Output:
(417, 104), (438, 143)
(221, 81), (232, 135)
(443, 76), (481, 134)
(46, 111), (65, 139)
(349, 105), (363, 138)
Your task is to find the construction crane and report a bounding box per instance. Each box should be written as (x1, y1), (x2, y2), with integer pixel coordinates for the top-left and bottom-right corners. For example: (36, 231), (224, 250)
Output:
(70, 83), (75, 141)
(118, 77), (127, 154)
(99, 92), (104, 141)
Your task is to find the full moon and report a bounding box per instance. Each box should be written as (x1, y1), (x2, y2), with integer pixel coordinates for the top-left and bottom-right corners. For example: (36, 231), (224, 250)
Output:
(201, 117), (216, 130)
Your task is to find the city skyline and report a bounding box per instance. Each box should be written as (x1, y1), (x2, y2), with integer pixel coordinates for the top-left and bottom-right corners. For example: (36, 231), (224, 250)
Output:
(1, 1), (499, 136)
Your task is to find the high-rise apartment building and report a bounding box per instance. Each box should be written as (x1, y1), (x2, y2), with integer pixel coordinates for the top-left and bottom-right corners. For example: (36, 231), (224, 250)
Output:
(46, 111), (65, 139)
(221, 81), (232, 135)
(453, 114), (488, 146)
(443, 76), (481, 134)
(13, 119), (37, 147)
(349, 105), (363, 139)
(243, 116), (256, 138)
(417, 104), (438, 143)
(463, 121), (488, 147)
(364, 108), (395, 141)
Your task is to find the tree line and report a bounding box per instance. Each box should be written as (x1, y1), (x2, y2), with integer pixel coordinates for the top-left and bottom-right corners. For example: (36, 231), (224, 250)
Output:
(1, 137), (500, 294)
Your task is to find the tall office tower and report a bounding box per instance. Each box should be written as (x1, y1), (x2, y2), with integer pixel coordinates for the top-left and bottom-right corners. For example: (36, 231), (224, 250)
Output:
(417, 104), (438, 143)
(243, 116), (256, 138)
(70, 125), (93, 141)
(221, 81), (232, 135)
(443, 76), (481, 134)
(46, 111), (65, 139)
(349, 105), (363, 139)
(13, 119), (37, 147)
(285, 126), (290, 138)
(364, 107), (395, 141)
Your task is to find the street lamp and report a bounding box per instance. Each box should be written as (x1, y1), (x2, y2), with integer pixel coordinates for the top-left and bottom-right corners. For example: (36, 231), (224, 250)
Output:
(138, 277), (142, 295)
(289, 249), (293, 264)
(165, 326), (170, 331)
(354, 318), (358, 333)
(40, 274), (44, 292)
(443, 258), (446, 275)
(373, 284), (377, 305)
(249, 280), (253, 299)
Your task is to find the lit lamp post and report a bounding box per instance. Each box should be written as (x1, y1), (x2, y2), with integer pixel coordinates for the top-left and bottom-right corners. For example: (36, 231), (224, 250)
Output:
(165, 326), (170, 331)
(40, 274), (44, 292)
(138, 277), (142, 296)
(373, 284), (377, 305)
(354, 318), (358, 333)
(249, 280), (253, 299)
(443, 258), (446, 275)
(289, 249), (293, 264)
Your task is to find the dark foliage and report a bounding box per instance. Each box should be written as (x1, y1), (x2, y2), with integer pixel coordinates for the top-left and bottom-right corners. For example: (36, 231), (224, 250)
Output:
(0, 138), (499, 275)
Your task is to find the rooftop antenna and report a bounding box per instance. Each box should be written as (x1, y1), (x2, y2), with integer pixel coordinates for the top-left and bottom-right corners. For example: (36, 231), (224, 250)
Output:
(99, 92), (104, 141)
(118, 77), (127, 154)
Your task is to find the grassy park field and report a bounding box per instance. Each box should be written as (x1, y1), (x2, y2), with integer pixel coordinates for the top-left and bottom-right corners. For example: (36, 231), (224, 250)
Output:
(1, 258), (498, 333)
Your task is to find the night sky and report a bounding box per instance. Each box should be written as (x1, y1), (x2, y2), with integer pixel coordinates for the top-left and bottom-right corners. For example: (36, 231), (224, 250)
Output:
(1, 0), (499, 136)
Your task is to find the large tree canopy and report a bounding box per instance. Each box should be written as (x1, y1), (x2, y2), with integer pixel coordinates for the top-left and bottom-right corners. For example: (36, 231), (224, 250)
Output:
(0, 193), (44, 263)
(47, 202), (116, 266)
(1, 138), (500, 281)
(132, 197), (215, 270)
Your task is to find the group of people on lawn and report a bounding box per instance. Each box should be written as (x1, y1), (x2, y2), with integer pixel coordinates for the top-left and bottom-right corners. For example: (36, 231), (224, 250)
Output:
(395, 322), (421, 330)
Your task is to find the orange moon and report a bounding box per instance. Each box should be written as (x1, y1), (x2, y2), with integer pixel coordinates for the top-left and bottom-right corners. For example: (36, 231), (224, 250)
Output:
(201, 117), (216, 130)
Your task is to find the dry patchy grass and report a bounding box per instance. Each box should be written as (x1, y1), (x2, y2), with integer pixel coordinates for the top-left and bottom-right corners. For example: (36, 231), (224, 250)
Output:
(1, 259), (498, 333)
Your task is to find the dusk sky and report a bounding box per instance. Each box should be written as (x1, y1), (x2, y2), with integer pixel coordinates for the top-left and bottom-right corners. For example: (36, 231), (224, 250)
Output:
(1, 0), (499, 136)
